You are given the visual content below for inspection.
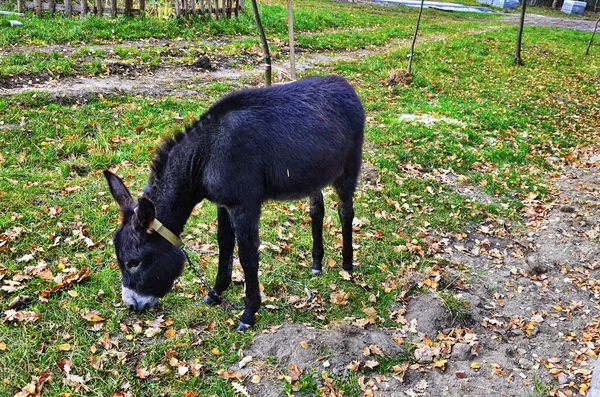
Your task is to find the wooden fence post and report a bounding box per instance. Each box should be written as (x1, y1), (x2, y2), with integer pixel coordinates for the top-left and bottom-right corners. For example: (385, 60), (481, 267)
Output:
(175, 0), (180, 16)
(34, 0), (42, 16)
(287, 0), (295, 79)
(191, 0), (196, 15)
(49, 0), (56, 15)
(17, 0), (24, 13)
(80, 0), (88, 16)
(111, 0), (117, 17)
(65, 0), (72, 16)
(140, 0), (145, 15)
(207, 0), (212, 18)
(124, 0), (132, 15)
(95, 0), (102, 15)
(234, 0), (239, 16)
(221, 0), (226, 18)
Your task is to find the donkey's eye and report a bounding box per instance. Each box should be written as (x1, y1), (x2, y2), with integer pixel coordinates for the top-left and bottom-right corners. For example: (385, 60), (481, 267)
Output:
(125, 260), (142, 269)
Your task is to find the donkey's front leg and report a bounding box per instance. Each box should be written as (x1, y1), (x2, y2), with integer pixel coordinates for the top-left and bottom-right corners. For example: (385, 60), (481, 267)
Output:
(310, 192), (325, 276)
(204, 207), (236, 306)
(230, 205), (261, 331)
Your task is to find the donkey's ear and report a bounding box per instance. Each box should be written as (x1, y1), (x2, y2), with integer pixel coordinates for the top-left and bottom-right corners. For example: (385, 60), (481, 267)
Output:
(135, 197), (156, 232)
(104, 170), (134, 209)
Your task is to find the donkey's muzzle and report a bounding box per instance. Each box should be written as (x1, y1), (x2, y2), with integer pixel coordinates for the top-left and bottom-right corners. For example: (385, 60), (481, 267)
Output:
(122, 286), (158, 311)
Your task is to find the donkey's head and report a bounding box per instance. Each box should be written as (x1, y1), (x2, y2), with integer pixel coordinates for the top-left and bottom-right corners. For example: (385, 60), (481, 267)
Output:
(104, 171), (185, 311)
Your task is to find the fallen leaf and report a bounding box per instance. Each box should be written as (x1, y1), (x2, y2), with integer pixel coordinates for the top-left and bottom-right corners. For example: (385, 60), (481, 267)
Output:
(136, 367), (151, 379)
(144, 327), (162, 338)
(165, 328), (176, 337)
(232, 381), (249, 397)
(218, 369), (242, 380)
(347, 360), (360, 371)
(2, 310), (41, 323)
(289, 364), (303, 381)
(82, 310), (104, 323)
(250, 374), (261, 384)
(364, 360), (379, 369)
(239, 355), (253, 368)
(58, 343), (72, 351)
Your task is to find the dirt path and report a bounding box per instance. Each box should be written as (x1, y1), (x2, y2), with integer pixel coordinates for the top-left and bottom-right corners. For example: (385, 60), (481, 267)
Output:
(501, 13), (600, 32)
(0, 34), (445, 98)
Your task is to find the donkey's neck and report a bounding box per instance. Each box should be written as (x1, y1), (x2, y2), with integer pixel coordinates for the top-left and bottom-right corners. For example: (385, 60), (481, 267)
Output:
(145, 132), (209, 236)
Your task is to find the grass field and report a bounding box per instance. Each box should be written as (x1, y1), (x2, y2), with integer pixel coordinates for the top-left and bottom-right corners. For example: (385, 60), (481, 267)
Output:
(1, 0), (599, 395)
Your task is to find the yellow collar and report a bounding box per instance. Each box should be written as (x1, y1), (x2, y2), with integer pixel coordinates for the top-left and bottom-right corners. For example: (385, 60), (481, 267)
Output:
(149, 218), (183, 248)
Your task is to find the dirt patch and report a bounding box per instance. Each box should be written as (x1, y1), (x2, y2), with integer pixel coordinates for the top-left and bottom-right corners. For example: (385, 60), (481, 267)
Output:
(231, 322), (407, 396)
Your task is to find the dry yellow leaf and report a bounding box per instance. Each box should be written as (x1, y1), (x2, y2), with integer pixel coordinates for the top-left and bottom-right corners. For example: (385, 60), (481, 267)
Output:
(165, 328), (176, 337)
(299, 340), (309, 349)
(58, 343), (71, 351)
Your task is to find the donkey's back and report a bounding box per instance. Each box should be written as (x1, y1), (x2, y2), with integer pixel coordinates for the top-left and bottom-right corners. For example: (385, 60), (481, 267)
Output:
(202, 75), (365, 204)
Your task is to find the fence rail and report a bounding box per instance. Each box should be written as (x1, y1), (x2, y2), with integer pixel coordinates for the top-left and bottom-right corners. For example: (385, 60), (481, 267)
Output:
(17, 0), (242, 17)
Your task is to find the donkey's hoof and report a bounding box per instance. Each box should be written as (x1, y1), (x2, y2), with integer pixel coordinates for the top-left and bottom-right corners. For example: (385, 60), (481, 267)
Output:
(311, 268), (322, 276)
(236, 322), (252, 332)
(202, 293), (221, 306)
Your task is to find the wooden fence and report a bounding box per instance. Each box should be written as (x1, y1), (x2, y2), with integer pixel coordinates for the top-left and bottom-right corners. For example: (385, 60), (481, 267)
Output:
(16, 0), (243, 17)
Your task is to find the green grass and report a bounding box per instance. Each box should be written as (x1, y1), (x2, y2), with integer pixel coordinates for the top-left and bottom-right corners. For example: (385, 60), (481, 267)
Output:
(1, 0), (599, 395)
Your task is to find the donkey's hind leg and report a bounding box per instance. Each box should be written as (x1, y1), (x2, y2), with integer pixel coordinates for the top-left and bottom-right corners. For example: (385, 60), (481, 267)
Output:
(310, 191), (325, 276)
(334, 168), (359, 274)
(203, 206), (235, 306)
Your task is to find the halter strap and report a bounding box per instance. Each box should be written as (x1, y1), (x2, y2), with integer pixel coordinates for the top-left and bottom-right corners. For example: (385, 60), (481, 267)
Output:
(150, 218), (183, 248)
(134, 206), (183, 248)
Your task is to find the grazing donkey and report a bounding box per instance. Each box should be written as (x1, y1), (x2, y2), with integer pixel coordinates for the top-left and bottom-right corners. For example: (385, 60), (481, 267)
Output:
(104, 75), (364, 330)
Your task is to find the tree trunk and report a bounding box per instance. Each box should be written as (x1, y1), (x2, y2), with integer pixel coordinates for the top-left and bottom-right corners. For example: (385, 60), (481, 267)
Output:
(551, 0), (559, 9)
(586, 16), (600, 55)
(407, 0), (425, 74)
(287, 0), (296, 80)
(250, 0), (271, 86)
(514, 0), (527, 65)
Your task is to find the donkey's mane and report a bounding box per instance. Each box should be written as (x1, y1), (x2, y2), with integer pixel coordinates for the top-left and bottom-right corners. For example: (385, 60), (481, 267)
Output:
(150, 130), (186, 181)
(149, 85), (280, 182)
(150, 115), (211, 182)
